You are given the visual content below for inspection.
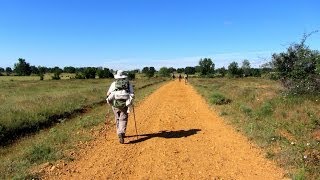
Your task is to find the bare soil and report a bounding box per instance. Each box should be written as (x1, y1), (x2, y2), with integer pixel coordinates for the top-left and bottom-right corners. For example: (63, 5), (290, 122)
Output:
(43, 80), (285, 179)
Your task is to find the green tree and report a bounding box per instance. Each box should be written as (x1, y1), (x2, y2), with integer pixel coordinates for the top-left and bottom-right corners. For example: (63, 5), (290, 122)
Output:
(83, 67), (96, 79)
(63, 66), (76, 73)
(199, 58), (214, 75)
(14, 58), (32, 76)
(142, 67), (156, 78)
(168, 67), (176, 73)
(5, 67), (12, 75)
(177, 68), (184, 73)
(0, 67), (4, 73)
(184, 66), (196, 74)
(216, 67), (227, 77)
(158, 67), (171, 77)
(241, 59), (251, 77)
(228, 61), (240, 77)
(271, 31), (320, 94)
(97, 68), (113, 78)
(30, 66), (39, 74)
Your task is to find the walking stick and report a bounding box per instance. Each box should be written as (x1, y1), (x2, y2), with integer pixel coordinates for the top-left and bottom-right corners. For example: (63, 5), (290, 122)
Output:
(132, 104), (139, 140)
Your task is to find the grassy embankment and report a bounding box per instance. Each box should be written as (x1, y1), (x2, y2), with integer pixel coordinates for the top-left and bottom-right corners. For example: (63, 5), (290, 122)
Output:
(190, 78), (320, 179)
(0, 77), (166, 144)
(0, 77), (167, 179)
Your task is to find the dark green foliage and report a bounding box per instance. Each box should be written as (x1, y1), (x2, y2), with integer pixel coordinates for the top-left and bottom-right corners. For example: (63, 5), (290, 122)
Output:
(0, 67), (4, 73)
(241, 60), (251, 77)
(210, 93), (231, 105)
(51, 72), (61, 80)
(272, 32), (320, 94)
(184, 66), (196, 74)
(14, 58), (32, 76)
(177, 68), (184, 73)
(75, 73), (85, 79)
(83, 67), (96, 79)
(216, 67), (227, 77)
(228, 61), (242, 77)
(63, 66), (76, 73)
(26, 144), (56, 164)
(168, 67), (176, 73)
(199, 58), (215, 75)
(142, 67), (156, 78)
(97, 68), (113, 79)
(158, 67), (171, 77)
(39, 74), (44, 80)
(5, 67), (12, 75)
(127, 71), (135, 80)
(30, 66), (39, 74)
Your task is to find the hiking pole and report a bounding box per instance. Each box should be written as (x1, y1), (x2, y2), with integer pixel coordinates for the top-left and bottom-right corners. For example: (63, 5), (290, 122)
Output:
(132, 104), (139, 140)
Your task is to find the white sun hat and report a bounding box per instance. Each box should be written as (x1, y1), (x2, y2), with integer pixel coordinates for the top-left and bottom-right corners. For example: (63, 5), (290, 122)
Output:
(114, 70), (127, 79)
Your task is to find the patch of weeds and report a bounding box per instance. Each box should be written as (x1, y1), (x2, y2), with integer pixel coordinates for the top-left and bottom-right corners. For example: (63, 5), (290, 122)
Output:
(25, 143), (57, 164)
(49, 128), (68, 144)
(266, 151), (276, 159)
(240, 104), (253, 116)
(293, 167), (306, 180)
(77, 115), (102, 129)
(258, 102), (274, 117)
(209, 93), (231, 105)
(219, 111), (228, 116)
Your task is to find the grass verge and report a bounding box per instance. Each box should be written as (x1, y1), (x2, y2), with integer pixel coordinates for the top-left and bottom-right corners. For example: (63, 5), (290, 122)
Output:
(190, 77), (320, 179)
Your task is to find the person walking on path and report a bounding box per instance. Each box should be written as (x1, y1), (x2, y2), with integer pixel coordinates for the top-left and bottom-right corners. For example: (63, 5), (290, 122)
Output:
(106, 70), (134, 144)
(178, 74), (182, 82)
(184, 74), (188, 84)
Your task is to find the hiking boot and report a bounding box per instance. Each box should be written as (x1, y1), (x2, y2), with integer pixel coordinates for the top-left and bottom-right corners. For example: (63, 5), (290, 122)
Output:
(118, 133), (124, 144)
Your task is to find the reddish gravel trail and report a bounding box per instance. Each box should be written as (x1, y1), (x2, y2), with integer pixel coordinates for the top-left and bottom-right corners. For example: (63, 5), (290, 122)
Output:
(45, 80), (285, 179)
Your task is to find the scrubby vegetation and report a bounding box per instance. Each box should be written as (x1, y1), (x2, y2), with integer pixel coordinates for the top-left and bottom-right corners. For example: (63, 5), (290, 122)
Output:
(191, 78), (320, 179)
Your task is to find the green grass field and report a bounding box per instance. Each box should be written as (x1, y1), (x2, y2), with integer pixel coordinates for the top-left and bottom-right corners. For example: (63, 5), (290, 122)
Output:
(0, 77), (166, 144)
(190, 77), (320, 179)
(0, 77), (168, 179)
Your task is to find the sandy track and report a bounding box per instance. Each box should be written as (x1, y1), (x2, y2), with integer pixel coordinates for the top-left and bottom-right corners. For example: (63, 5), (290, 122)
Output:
(45, 80), (285, 179)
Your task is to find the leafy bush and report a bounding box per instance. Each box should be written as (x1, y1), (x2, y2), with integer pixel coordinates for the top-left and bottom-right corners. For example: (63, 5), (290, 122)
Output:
(83, 67), (96, 79)
(75, 73), (85, 79)
(271, 32), (320, 94)
(209, 93), (231, 105)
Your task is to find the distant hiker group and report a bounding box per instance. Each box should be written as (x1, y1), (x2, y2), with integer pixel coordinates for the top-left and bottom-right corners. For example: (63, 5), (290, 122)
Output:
(173, 73), (188, 84)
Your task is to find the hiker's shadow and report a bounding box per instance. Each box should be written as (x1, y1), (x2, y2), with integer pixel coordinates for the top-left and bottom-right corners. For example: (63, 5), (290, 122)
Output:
(126, 129), (201, 144)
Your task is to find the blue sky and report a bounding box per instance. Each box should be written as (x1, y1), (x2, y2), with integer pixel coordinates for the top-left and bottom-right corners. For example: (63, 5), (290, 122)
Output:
(0, 0), (319, 70)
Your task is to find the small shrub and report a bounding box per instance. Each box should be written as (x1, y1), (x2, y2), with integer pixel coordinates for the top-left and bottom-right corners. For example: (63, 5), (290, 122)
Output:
(26, 143), (55, 164)
(240, 104), (253, 115)
(75, 73), (85, 79)
(209, 93), (231, 105)
(258, 102), (274, 117)
(51, 72), (61, 80)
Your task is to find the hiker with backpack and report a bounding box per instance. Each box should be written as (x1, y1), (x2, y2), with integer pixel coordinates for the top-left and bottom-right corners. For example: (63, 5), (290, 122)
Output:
(106, 70), (134, 144)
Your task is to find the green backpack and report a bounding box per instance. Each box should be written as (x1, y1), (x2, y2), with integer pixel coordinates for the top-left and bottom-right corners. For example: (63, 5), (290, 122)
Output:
(113, 79), (130, 109)
(115, 79), (129, 92)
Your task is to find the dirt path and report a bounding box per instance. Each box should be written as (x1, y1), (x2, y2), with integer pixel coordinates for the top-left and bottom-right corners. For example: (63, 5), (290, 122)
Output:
(44, 80), (285, 179)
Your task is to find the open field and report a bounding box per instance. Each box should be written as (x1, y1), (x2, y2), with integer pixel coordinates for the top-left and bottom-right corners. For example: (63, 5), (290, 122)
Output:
(0, 77), (167, 145)
(190, 77), (320, 179)
(0, 77), (168, 179)
(0, 73), (76, 81)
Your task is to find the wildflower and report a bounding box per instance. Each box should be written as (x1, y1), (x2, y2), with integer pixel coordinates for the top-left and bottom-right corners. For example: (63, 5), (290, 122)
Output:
(291, 142), (295, 145)
(271, 137), (275, 141)
(306, 143), (310, 146)
(303, 155), (307, 159)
